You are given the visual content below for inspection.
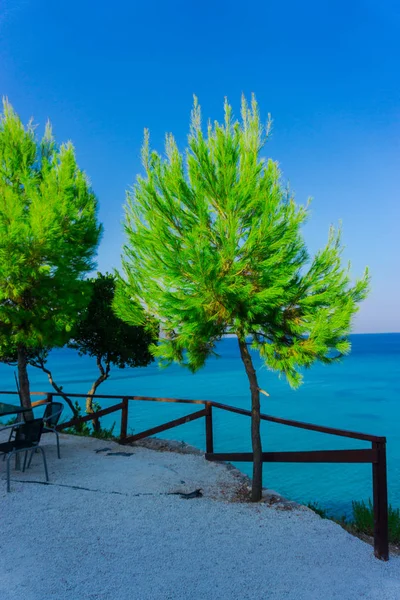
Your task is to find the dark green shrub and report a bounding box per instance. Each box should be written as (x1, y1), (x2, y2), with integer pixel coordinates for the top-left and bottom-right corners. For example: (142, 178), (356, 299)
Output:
(63, 400), (116, 439)
(307, 502), (329, 519)
(63, 401), (91, 436)
(352, 499), (400, 544)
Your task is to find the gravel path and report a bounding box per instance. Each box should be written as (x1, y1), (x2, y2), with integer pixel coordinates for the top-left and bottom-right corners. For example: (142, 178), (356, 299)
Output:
(1, 433), (399, 600)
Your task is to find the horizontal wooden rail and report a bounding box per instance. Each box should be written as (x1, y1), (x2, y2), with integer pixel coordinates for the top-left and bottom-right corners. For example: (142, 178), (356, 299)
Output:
(123, 408), (207, 444)
(0, 390), (208, 403)
(205, 449), (378, 464)
(2, 389), (384, 443)
(31, 399), (49, 408)
(57, 403), (124, 431)
(130, 395), (207, 406)
(0, 390), (47, 396)
(210, 401), (386, 443)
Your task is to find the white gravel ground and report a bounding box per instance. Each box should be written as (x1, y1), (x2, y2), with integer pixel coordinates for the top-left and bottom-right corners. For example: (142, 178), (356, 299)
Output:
(1, 433), (400, 600)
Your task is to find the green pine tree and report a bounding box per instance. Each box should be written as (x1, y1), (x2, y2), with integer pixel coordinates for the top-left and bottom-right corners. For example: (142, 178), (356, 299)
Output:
(114, 95), (369, 501)
(0, 100), (102, 409)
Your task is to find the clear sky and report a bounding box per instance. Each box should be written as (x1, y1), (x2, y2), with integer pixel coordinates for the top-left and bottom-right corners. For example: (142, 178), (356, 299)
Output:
(0, 0), (399, 333)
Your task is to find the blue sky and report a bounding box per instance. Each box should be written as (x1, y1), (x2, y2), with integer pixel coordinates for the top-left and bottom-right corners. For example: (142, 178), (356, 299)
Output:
(0, 0), (399, 332)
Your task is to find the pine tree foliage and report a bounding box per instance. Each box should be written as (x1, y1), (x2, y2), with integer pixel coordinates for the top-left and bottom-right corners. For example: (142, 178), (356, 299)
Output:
(0, 100), (102, 383)
(115, 95), (369, 387)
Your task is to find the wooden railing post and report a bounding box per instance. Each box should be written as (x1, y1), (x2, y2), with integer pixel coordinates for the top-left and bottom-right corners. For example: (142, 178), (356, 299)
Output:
(120, 397), (129, 443)
(46, 392), (53, 404)
(205, 402), (214, 454)
(372, 440), (389, 560)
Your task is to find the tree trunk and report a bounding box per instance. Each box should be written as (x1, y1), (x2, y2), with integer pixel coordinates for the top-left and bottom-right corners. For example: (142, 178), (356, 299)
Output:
(237, 336), (263, 502)
(86, 357), (111, 432)
(17, 345), (33, 419)
(86, 379), (103, 433)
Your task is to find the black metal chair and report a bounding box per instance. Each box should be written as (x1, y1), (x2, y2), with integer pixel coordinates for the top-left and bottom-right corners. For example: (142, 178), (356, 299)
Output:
(42, 402), (64, 459)
(1, 413), (25, 464)
(0, 412), (25, 440)
(0, 418), (49, 492)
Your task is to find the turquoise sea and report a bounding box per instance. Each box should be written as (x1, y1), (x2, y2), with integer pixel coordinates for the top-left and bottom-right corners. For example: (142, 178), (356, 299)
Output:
(1, 333), (399, 517)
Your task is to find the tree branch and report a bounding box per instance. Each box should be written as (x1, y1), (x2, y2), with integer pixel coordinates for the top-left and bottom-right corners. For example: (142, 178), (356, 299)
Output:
(29, 356), (78, 417)
(258, 387), (270, 397)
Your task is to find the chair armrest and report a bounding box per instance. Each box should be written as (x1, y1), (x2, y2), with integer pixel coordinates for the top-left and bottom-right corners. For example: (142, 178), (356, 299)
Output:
(0, 422), (24, 432)
(0, 421), (24, 442)
(0, 423), (16, 431)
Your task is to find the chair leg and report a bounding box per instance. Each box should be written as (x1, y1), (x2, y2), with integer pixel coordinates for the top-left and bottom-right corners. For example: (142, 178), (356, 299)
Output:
(56, 431), (61, 459)
(27, 449), (35, 469)
(22, 451), (28, 473)
(15, 452), (21, 471)
(6, 455), (11, 492)
(38, 447), (49, 482)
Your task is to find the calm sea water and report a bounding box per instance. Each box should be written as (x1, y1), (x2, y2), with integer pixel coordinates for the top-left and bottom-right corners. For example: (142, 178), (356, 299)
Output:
(1, 333), (399, 516)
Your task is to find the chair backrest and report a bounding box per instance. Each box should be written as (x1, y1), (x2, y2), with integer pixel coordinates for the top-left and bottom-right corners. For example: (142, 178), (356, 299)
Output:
(43, 402), (64, 428)
(16, 418), (44, 445)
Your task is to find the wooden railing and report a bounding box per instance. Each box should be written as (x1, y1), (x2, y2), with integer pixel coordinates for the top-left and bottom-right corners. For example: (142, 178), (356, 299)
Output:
(0, 389), (389, 560)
